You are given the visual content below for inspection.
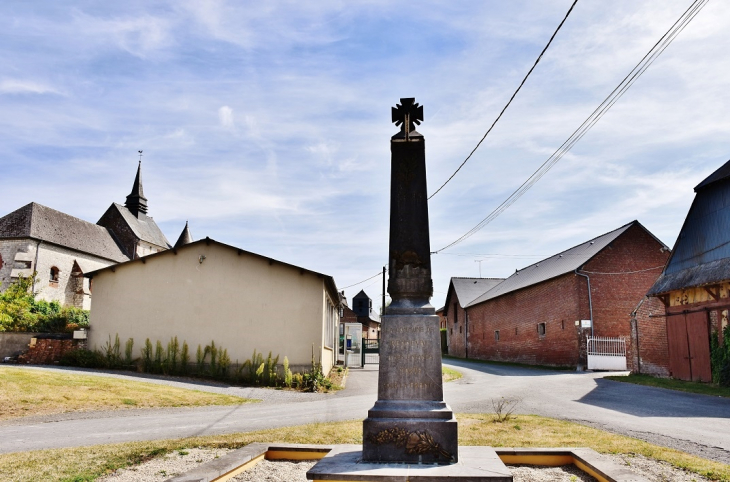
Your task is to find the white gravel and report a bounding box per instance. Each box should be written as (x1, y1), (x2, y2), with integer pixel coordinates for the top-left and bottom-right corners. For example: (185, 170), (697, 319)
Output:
(97, 449), (715, 482)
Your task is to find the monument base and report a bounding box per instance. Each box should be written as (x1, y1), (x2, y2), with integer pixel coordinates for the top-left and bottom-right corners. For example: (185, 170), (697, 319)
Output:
(306, 445), (513, 481)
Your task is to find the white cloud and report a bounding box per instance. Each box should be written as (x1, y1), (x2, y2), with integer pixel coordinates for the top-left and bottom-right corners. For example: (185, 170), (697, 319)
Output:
(0, 79), (60, 95)
(218, 105), (234, 130)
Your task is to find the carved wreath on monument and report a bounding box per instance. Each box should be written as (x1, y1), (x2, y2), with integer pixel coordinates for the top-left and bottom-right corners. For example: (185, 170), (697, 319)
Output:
(368, 427), (453, 461)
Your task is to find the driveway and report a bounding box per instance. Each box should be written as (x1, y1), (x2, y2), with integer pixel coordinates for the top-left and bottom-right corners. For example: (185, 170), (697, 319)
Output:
(0, 361), (728, 463)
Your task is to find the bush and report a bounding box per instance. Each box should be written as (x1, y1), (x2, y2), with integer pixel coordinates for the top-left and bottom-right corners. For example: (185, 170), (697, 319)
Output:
(711, 325), (730, 385)
(60, 349), (105, 368)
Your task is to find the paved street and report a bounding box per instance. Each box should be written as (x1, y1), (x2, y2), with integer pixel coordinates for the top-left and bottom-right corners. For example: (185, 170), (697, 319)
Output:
(1, 361), (728, 463)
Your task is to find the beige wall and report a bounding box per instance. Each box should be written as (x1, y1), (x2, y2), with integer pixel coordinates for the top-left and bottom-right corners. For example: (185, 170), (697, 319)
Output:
(88, 242), (338, 374)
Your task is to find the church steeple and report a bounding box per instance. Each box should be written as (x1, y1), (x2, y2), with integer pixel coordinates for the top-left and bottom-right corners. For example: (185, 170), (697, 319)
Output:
(174, 221), (194, 248)
(125, 160), (148, 218)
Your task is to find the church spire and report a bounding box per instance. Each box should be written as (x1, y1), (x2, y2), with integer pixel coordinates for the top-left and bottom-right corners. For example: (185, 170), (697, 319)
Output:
(125, 160), (148, 218)
(174, 221), (194, 248)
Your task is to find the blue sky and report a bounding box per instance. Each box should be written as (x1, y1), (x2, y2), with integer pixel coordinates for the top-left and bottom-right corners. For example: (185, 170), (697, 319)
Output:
(2, 1), (729, 310)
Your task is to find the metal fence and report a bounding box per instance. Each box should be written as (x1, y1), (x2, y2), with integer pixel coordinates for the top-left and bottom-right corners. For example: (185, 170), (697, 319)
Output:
(587, 336), (627, 370)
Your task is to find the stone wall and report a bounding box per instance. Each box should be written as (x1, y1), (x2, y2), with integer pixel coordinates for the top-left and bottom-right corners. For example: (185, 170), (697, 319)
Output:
(0, 239), (113, 309)
(0, 332), (36, 359)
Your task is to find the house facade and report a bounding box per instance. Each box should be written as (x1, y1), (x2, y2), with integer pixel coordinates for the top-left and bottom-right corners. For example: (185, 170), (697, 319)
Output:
(86, 238), (341, 375)
(446, 221), (669, 370)
(647, 160), (730, 381)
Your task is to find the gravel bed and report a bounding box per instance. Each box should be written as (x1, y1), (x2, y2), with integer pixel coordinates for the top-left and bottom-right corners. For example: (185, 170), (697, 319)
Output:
(98, 449), (715, 482)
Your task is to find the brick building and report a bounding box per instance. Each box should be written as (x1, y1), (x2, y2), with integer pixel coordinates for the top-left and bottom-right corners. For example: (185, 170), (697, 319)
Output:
(347, 289), (381, 339)
(445, 221), (669, 370)
(442, 277), (504, 356)
(0, 162), (175, 308)
(647, 160), (730, 381)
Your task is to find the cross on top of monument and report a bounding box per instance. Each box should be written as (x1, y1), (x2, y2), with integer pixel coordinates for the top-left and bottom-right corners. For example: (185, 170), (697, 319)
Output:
(391, 98), (423, 138)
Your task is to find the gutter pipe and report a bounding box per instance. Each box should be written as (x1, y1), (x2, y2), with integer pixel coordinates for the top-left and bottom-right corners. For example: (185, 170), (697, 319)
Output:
(575, 268), (594, 336)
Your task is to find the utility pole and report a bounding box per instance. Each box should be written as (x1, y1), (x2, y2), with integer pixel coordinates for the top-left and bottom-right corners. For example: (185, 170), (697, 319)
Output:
(475, 259), (483, 277)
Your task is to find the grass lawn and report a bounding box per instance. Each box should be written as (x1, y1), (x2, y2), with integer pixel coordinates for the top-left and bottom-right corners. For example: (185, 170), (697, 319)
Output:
(442, 365), (463, 382)
(605, 373), (730, 398)
(0, 367), (257, 421)
(1, 414), (728, 482)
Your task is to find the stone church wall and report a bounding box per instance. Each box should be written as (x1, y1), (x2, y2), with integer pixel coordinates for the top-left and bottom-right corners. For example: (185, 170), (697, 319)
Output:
(0, 239), (114, 309)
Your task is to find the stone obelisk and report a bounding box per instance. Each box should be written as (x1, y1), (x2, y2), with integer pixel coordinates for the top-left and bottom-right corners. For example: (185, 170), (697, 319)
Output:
(362, 98), (458, 464)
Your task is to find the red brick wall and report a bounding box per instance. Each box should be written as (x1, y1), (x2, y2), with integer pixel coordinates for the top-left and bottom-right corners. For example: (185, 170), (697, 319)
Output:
(465, 273), (584, 366)
(631, 296), (670, 376)
(445, 284), (468, 358)
(456, 223), (669, 369)
(18, 338), (83, 365)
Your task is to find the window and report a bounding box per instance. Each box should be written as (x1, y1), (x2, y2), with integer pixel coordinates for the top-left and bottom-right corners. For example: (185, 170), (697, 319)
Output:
(495, 330), (500, 342)
(561, 320), (565, 330)
(515, 327), (518, 335)
(453, 303), (458, 324)
(49, 266), (59, 287)
(537, 322), (546, 336)
(459, 326), (462, 334)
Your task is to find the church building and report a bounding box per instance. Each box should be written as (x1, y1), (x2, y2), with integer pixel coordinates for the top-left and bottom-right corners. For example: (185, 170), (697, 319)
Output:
(0, 162), (181, 309)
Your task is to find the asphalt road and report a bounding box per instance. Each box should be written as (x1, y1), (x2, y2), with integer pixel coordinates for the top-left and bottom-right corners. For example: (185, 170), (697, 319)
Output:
(1, 360), (728, 463)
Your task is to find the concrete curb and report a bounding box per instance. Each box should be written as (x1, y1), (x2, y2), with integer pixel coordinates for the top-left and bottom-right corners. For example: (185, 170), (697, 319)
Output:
(166, 444), (650, 482)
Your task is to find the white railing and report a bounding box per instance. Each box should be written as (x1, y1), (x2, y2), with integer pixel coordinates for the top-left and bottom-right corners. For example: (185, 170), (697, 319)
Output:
(587, 336), (627, 370)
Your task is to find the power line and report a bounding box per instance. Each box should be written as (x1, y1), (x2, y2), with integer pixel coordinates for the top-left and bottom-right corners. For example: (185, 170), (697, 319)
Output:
(432, 0), (709, 254)
(428, 0), (579, 200)
(340, 270), (385, 290)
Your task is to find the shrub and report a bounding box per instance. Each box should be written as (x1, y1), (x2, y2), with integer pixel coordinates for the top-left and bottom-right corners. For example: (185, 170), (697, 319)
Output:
(102, 334), (122, 368)
(711, 325), (730, 385)
(142, 338), (153, 372)
(60, 349), (105, 368)
(283, 356), (293, 388)
(180, 341), (190, 375)
(124, 338), (134, 366)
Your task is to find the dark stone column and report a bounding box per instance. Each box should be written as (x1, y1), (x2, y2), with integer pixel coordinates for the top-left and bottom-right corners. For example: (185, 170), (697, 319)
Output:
(362, 98), (458, 464)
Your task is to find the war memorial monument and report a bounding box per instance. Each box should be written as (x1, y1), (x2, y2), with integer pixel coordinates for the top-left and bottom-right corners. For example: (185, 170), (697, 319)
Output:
(306, 98), (513, 480)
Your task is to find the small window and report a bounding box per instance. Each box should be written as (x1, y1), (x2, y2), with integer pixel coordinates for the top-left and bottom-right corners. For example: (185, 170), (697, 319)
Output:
(515, 327), (518, 335)
(537, 322), (546, 336)
(453, 303), (458, 324)
(561, 320), (565, 330)
(49, 266), (59, 287)
(495, 330), (500, 342)
(459, 326), (462, 334)
(450, 328), (453, 336)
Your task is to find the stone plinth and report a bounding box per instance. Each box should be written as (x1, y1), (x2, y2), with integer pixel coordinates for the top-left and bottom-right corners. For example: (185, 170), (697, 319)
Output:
(363, 313), (457, 464)
(307, 445), (513, 481)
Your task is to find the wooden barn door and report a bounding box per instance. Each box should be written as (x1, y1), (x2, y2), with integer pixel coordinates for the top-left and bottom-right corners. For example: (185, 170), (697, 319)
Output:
(666, 311), (711, 382)
(686, 311), (711, 382)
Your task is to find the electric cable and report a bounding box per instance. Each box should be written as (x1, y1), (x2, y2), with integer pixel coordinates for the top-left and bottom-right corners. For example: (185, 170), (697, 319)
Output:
(428, 0), (580, 200)
(340, 270), (386, 290)
(432, 0), (709, 254)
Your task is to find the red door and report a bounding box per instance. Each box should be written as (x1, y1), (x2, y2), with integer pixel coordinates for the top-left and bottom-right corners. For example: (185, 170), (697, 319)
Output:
(686, 311), (712, 382)
(666, 311), (712, 382)
(667, 314), (691, 381)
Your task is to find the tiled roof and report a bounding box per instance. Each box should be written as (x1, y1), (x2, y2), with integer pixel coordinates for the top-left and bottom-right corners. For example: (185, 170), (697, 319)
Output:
(467, 221), (644, 307)
(110, 203), (170, 248)
(0, 203), (128, 262)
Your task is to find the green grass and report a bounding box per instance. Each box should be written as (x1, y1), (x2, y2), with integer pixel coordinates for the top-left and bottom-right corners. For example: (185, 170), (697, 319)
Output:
(441, 366), (463, 382)
(442, 354), (574, 371)
(1, 415), (727, 482)
(605, 373), (730, 398)
(0, 367), (258, 421)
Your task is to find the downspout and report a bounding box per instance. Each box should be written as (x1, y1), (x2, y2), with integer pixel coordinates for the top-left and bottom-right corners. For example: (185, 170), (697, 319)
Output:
(575, 268), (594, 336)
(31, 240), (41, 295)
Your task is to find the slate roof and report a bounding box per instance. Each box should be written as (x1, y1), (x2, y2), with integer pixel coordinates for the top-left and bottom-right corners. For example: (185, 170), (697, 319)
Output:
(108, 203), (170, 248)
(0, 203), (128, 262)
(649, 160), (730, 295)
(445, 277), (504, 309)
(174, 221), (194, 248)
(468, 221), (658, 307)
